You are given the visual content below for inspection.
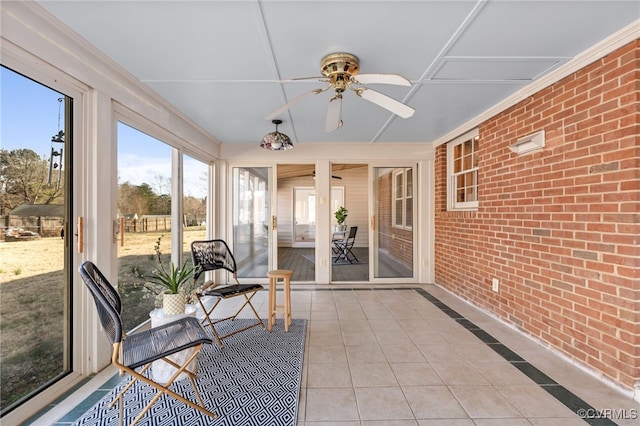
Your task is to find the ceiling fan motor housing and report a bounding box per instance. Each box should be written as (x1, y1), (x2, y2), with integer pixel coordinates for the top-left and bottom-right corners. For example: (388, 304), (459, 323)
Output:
(321, 53), (360, 92)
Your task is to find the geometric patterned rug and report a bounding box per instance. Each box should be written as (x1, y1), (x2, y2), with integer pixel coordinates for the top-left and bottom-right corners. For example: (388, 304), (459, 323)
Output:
(72, 319), (306, 426)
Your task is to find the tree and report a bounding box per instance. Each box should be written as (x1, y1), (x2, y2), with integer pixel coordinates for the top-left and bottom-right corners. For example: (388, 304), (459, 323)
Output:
(0, 148), (63, 215)
(117, 181), (161, 216)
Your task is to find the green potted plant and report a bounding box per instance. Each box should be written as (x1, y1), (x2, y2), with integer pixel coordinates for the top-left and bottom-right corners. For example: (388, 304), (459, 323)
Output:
(334, 206), (348, 232)
(145, 235), (195, 315)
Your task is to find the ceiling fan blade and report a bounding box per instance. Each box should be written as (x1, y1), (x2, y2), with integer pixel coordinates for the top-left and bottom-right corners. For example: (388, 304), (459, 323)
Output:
(264, 89), (320, 121)
(325, 94), (343, 133)
(358, 88), (415, 119)
(355, 73), (411, 86)
(282, 76), (327, 82)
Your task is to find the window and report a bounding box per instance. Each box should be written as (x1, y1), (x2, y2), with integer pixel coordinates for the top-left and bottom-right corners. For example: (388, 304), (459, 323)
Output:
(392, 167), (413, 230)
(447, 129), (479, 210)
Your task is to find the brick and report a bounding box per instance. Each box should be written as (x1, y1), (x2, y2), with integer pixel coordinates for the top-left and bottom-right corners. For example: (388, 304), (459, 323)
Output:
(434, 41), (640, 391)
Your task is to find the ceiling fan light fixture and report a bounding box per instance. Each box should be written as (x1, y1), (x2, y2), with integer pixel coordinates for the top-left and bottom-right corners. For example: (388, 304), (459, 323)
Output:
(260, 119), (293, 151)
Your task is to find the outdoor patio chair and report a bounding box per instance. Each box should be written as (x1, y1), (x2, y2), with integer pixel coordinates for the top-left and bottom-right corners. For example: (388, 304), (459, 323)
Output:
(332, 226), (359, 263)
(78, 261), (216, 426)
(191, 239), (265, 347)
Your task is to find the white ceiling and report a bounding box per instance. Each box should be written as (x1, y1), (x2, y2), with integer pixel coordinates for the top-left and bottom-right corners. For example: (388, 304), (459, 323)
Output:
(38, 1), (639, 146)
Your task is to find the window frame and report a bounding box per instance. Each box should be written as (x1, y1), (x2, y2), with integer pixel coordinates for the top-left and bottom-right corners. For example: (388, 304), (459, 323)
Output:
(392, 167), (413, 231)
(447, 128), (480, 211)
(447, 129), (479, 211)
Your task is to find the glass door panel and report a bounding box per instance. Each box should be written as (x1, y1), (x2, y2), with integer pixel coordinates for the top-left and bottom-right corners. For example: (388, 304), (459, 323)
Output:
(0, 67), (72, 413)
(293, 187), (315, 247)
(182, 154), (208, 265)
(331, 163), (369, 282)
(117, 122), (173, 331)
(232, 167), (271, 278)
(276, 164), (315, 281)
(373, 167), (414, 279)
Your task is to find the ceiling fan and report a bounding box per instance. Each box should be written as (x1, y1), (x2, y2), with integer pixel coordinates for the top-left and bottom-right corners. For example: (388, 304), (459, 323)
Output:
(265, 52), (415, 132)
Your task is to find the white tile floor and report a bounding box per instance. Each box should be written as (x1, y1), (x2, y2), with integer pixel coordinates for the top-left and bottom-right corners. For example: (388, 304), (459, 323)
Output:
(35, 284), (639, 426)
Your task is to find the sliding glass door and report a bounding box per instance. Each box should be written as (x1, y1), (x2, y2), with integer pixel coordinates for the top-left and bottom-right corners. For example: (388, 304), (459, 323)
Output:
(372, 166), (414, 279)
(232, 166), (272, 278)
(0, 66), (73, 414)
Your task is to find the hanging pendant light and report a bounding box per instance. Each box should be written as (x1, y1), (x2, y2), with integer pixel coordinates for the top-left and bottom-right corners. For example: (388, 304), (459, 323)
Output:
(260, 119), (293, 151)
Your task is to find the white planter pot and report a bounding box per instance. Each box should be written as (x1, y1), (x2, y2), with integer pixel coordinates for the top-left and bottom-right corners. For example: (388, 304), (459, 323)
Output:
(162, 292), (186, 316)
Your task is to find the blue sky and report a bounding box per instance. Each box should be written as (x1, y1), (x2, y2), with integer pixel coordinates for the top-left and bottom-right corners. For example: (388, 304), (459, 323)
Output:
(2, 66), (207, 199)
(1, 67), (64, 158)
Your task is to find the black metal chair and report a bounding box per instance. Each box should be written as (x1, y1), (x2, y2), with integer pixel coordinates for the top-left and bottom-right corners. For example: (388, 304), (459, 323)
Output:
(332, 226), (359, 263)
(78, 261), (216, 426)
(191, 239), (265, 347)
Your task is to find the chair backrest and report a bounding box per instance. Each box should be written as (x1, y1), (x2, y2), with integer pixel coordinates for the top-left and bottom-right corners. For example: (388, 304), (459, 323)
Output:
(78, 261), (123, 344)
(191, 239), (238, 282)
(347, 226), (358, 241)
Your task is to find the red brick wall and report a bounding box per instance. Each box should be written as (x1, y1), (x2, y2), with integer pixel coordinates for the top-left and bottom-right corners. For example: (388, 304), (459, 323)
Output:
(434, 40), (639, 391)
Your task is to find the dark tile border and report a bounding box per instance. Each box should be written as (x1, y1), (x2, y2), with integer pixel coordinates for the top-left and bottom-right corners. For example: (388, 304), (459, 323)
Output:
(412, 287), (617, 426)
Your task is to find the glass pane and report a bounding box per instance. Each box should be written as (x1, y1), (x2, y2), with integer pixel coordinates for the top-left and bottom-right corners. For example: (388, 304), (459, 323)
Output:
(395, 199), (403, 226)
(395, 172), (403, 198)
(331, 164), (367, 282)
(453, 157), (461, 173)
(465, 171), (475, 188)
(463, 153), (472, 170)
(374, 167), (413, 278)
(183, 154), (208, 268)
(117, 122), (173, 332)
(293, 187), (316, 245)
(453, 143), (461, 159)
(465, 186), (477, 202)
(406, 169), (413, 197)
(463, 139), (472, 156)
(233, 167), (270, 278)
(406, 197), (413, 228)
(0, 67), (71, 412)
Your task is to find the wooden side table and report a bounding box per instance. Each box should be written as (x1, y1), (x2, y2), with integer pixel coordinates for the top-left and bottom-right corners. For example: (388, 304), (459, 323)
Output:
(267, 269), (293, 332)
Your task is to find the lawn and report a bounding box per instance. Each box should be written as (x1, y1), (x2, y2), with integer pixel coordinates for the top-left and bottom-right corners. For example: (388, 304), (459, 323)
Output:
(0, 227), (206, 409)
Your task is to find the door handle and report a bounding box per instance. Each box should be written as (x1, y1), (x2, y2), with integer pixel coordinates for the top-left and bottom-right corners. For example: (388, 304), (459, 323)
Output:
(120, 217), (125, 246)
(77, 216), (84, 253)
(272, 215), (277, 230)
(371, 215), (375, 231)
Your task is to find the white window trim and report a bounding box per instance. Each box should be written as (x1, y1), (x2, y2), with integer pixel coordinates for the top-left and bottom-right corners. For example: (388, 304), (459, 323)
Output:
(392, 167), (413, 231)
(447, 128), (479, 211)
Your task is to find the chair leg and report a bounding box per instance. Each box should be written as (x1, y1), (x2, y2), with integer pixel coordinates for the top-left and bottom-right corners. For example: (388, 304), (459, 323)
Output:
(345, 247), (358, 263)
(333, 243), (346, 262)
(198, 292), (265, 347)
(268, 276), (276, 331)
(284, 277), (292, 332)
(196, 296), (225, 346)
(119, 344), (217, 426)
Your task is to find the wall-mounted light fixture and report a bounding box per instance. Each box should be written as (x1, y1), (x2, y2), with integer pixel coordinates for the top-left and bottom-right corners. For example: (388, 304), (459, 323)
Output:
(260, 119), (293, 151)
(509, 130), (545, 155)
